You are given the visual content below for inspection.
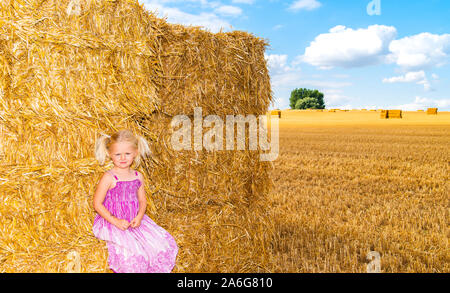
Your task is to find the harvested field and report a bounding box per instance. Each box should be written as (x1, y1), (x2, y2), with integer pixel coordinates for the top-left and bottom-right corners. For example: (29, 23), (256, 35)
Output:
(266, 110), (450, 272)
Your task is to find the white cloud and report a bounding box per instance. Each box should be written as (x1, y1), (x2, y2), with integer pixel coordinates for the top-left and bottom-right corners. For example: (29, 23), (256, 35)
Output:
(301, 26), (450, 73)
(143, 0), (233, 33)
(214, 5), (242, 17)
(265, 55), (352, 89)
(383, 71), (426, 83)
(265, 54), (292, 74)
(265, 54), (351, 91)
(393, 96), (450, 111)
(382, 71), (434, 91)
(301, 80), (352, 88)
(264, 54), (300, 109)
(322, 89), (354, 108)
(289, 0), (322, 11)
(333, 74), (350, 79)
(143, 0), (219, 9)
(232, 0), (255, 4)
(362, 105), (379, 110)
(265, 53), (355, 109)
(301, 25), (397, 69)
(265, 54), (302, 92)
(387, 33), (450, 70)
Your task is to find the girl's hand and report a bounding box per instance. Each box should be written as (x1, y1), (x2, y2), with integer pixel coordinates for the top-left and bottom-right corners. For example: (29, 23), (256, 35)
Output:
(130, 216), (142, 228)
(114, 218), (130, 231)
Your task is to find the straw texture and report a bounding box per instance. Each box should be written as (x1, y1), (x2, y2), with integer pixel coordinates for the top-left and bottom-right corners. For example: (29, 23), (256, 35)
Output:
(0, 0), (273, 272)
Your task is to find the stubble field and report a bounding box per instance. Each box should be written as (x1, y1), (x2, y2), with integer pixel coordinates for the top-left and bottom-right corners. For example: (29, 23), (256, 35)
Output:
(265, 110), (449, 272)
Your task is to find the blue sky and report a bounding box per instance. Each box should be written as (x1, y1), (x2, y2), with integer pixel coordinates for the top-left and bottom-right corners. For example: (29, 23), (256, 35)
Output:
(140, 0), (450, 111)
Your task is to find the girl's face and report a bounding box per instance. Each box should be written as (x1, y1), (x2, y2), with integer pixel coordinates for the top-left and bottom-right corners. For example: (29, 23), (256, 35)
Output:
(108, 141), (138, 169)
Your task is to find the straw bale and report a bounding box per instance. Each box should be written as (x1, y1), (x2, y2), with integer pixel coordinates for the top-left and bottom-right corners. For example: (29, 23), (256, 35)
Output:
(380, 110), (402, 119)
(0, 0), (273, 272)
(387, 110), (402, 119)
(270, 110), (281, 118)
(427, 108), (438, 115)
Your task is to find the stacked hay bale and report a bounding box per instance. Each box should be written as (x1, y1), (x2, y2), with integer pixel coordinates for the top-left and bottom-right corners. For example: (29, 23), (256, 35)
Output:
(0, 0), (273, 272)
(427, 108), (438, 115)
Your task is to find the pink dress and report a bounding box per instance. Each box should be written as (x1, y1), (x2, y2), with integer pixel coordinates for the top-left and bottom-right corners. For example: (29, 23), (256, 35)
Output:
(93, 170), (178, 273)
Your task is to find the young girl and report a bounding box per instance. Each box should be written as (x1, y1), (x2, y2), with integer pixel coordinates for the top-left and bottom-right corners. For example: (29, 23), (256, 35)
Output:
(92, 129), (178, 273)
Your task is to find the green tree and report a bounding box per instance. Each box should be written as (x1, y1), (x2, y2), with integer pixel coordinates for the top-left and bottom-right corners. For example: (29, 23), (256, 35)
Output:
(295, 97), (320, 110)
(289, 88), (325, 109)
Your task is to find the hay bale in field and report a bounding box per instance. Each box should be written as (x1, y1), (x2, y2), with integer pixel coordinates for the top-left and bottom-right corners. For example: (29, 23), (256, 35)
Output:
(427, 108), (438, 115)
(387, 110), (402, 119)
(270, 110), (281, 118)
(380, 110), (402, 119)
(328, 109), (337, 112)
(0, 0), (273, 273)
(417, 110), (425, 112)
(392, 110), (403, 118)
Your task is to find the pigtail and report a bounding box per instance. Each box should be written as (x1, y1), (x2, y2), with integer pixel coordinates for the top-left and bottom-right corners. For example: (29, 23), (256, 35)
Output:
(134, 135), (151, 167)
(94, 134), (111, 166)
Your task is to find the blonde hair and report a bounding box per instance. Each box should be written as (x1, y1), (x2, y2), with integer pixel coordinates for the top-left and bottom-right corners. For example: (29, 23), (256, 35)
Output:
(95, 129), (151, 167)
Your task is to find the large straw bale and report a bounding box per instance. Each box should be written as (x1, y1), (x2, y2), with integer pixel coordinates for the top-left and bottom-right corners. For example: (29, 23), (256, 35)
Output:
(380, 110), (402, 119)
(387, 110), (402, 119)
(427, 108), (438, 115)
(0, 0), (273, 272)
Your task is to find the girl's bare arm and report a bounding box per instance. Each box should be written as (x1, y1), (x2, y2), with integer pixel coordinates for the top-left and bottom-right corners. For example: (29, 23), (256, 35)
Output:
(93, 173), (119, 226)
(135, 172), (147, 219)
